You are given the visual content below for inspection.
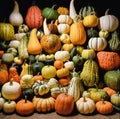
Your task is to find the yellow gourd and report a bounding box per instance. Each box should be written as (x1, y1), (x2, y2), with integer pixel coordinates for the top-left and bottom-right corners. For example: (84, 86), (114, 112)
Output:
(27, 28), (42, 55)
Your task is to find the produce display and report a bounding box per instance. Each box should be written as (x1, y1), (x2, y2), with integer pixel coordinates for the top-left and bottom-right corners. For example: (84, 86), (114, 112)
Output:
(0, 0), (120, 116)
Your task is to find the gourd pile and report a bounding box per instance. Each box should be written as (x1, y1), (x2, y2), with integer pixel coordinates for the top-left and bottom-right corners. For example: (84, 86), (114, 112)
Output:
(0, 0), (120, 116)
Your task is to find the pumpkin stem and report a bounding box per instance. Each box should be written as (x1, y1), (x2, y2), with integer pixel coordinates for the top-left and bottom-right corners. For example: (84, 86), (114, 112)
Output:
(51, 4), (57, 9)
(105, 9), (109, 15)
(25, 95), (28, 103)
(83, 96), (87, 102)
(8, 99), (11, 104)
(9, 78), (14, 85)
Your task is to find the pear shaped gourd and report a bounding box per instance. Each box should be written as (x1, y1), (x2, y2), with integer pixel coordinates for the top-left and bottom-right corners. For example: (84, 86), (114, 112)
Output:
(9, 0), (23, 26)
(27, 28), (42, 55)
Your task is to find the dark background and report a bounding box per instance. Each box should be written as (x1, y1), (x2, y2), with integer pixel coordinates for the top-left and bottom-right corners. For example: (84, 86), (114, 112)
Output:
(0, 0), (120, 23)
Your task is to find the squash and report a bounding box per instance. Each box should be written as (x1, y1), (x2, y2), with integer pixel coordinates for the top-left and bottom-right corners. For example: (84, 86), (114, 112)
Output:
(55, 93), (74, 115)
(59, 33), (70, 44)
(96, 100), (113, 115)
(99, 30), (109, 39)
(32, 96), (55, 113)
(25, 4), (43, 28)
(76, 97), (96, 114)
(54, 60), (64, 69)
(70, 20), (86, 45)
(57, 7), (69, 15)
(27, 28), (42, 55)
(0, 93), (5, 110)
(99, 9), (119, 32)
(80, 59), (99, 87)
(88, 37), (107, 51)
(1, 80), (21, 100)
(87, 28), (99, 38)
(41, 34), (61, 54)
(104, 70), (120, 91)
(47, 78), (59, 88)
(0, 23), (14, 41)
(56, 68), (69, 78)
(18, 24), (29, 33)
(16, 96), (34, 115)
(62, 43), (74, 52)
(97, 51), (120, 70)
(64, 61), (74, 70)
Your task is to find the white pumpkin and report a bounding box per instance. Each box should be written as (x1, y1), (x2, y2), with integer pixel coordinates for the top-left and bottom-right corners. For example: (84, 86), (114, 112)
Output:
(1, 80), (21, 100)
(0, 93), (5, 110)
(57, 23), (70, 34)
(88, 37), (107, 51)
(99, 9), (119, 32)
(76, 97), (96, 114)
(64, 61), (74, 70)
(58, 14), (73, 25)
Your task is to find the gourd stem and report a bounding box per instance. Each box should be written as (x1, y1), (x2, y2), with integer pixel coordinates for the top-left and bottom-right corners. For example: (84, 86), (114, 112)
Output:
(105, 9), (109, 15)
(83, 96), (87, 102)
(25, 95), (28, 103)
(10, 78), (13, 85)
(8, 99), (11, 104)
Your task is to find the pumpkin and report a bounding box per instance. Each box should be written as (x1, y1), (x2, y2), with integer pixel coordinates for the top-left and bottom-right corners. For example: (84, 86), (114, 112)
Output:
(56, 68), (69, 78)
(97, 51), (120, 70)
(54, 60), (64, 69)
(76, 97), (96, 114)
(59, 33), (70, 44)
(41, 34), (61, 54)
(48, 21), (58, 34)
(103, 87), (117, 97)
(99, 30), (109, 39)
(104, 70), (120, 91)
(96, 100), (113, 115)
(0, 63), (9, 85)
(99, 9), (119, 32)
(70, 20), (86, 45)
(2, 53), (14, 64)
(32, 96), (55, 113)
(25, 5), (43, 28)
(64, 61), (74, 70)
(47, 78), (59, 88)
(83, 13), (98, 27)
(3, 100), (16, 114)
(1, 80), (21, 100)
(111, 92), (120, 107)
(55, 93), (74, 115)
(57, 7), (69, 15)
(16, 96), (34, 115)
(62, 43), (74, 52)
(41, 65), (57, 79)
(0, 23), (14, 41)
(42, 5), (59, 20)
(88, 37), (107, 51)
(80, 59), (99, 87)
(58, 76), (71, 86)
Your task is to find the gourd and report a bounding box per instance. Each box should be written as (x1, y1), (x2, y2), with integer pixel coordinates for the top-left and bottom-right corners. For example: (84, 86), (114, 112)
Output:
(111, 93), (120, 107)
(47, 78), (59, 88)
(6, 47), (17, 57)
(70, 20), (86, 45)
(50, 87), (61, 98)
(18, 35), (29, 60)
(20, 74), (34, 89)
(16, 96), (34, 115)
(55, 50), (70, 62)
(18, 24), (29, 33)
(59, 33), (70, 44)
(1, 80), (21, 100)
(54, 60), (64, 69)
(97, 51), (120, 70)
(0, 23), (14, 41)
(64, 61), (74, 70)
(32, 96), (55, 113)
(96, 100), (113, 114)
(41, 65), (57, 79)
(56, 68), (69, 78)
(58, 76), (71, 86)
(27, 28), (42, 55)
(9, 40), (20, 49)
(55, 93), (74, 115)
(108, 31), (120, 51)
(62, 43), (74, 52)
(3, 100), (16, 114)
(88, 37), (107, 51)
(57, 7), (69, 15)
(68, 70), (84, 102)
(9, 0), (23, 26)
(99, 9), (119, 32)
(2, 53), (14, 64)
(76, 97), (96, 114)
(99, 30), (109, 39)
(104, 70), (120, 91)
(80, 59), (99, 87)
(87, 28), (98, 38)
(0, 93), (5, 110)
(0, 63), (9, 85)
(42, 5), (59, 20)
(25, 4), (43, 28)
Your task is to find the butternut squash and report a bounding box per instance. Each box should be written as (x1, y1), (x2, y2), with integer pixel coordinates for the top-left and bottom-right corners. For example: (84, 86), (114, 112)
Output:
(27, 28), (42, 55)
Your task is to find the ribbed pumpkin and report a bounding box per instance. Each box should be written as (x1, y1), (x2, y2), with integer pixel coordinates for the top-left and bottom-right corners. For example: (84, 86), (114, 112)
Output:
(70, 20), (86, 45)
(41, 34), (61, 54)
(25, 5), (43, 28)
(97, 51), (120, 70)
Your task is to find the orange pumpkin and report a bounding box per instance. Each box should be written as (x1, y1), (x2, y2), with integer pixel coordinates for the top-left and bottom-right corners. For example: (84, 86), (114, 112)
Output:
(54, 60), (64, 69)
(0, 63), (9, 85)
(16, 96), (34, 115)
(58, 76), (71, 86)
(41, 34), (61, 54)
(57, 7), (69, 15)
(55, 93), (74, 115)
(97, 51), (120, 70)
(25, 5), (43, 28)
(70, 20), (86, 45)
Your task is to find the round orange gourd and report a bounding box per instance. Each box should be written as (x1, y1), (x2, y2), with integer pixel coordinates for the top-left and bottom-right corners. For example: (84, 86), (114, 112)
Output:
(41, 34), (61, 54)
(58, 76), (71, 86)
(16, 96), (34, 115)
(70, 20), (86, 45)
(25, 5), (43, 28)
(55, 93), (74, 115)
(57, 7), (69, 15)
(54, 60), (64, 69)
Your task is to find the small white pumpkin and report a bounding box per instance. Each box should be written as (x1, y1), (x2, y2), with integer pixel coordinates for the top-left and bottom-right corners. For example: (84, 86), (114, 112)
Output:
(57, 23), (70, 34)
(58, 14), (73, 25)
(76, 97), (96, 114)
(88, 37), (107, 51)
(0, 93), (5, 110)
(64, 61), (74, 70)
(47, 78), (59, 88)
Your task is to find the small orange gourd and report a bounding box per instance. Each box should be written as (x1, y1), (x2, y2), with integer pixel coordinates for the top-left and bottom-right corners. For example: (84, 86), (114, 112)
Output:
(27, 28), (42, 55)
(70, 20), (86, 45)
